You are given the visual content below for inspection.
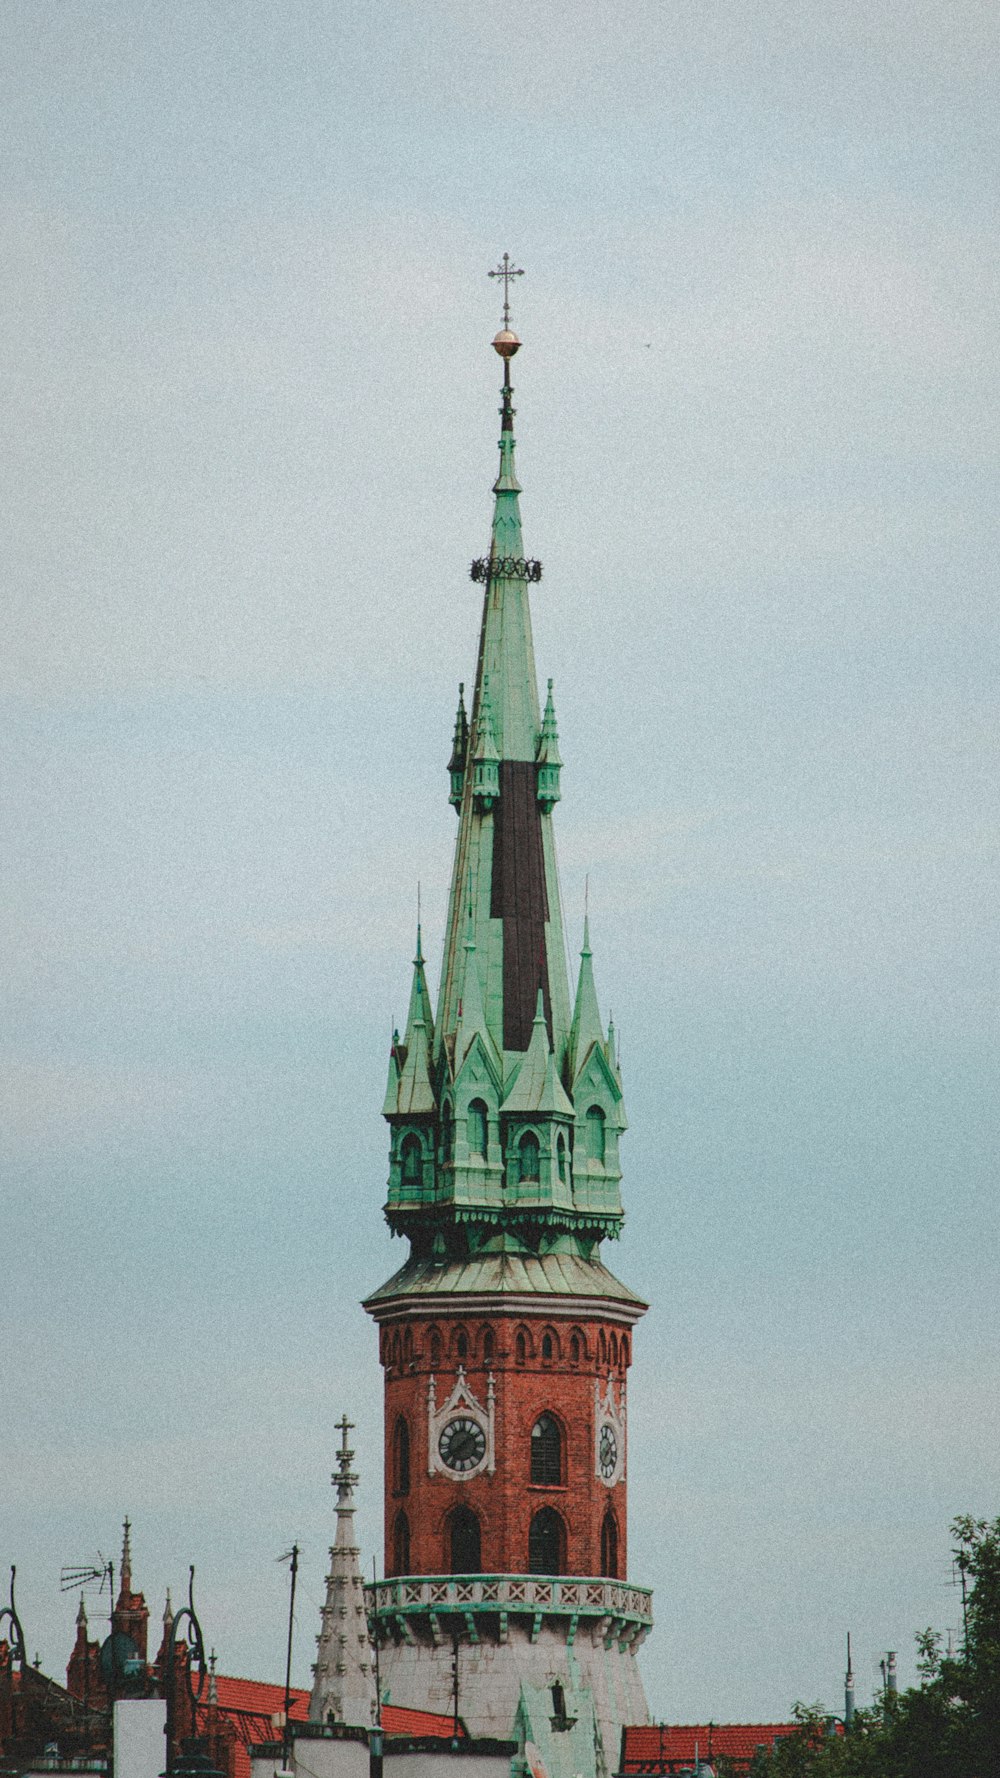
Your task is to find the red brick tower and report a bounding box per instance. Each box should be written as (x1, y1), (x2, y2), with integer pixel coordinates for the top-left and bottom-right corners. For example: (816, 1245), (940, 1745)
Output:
(364, 285), (652, 1777)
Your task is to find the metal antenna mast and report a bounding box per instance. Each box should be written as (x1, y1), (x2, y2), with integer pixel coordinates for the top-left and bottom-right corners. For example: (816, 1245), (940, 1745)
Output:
(277, 1544), (300, 1770)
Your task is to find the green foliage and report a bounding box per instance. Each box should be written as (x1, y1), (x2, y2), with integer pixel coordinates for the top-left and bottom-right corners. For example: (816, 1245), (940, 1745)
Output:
(750, 1515), (1000, 1778)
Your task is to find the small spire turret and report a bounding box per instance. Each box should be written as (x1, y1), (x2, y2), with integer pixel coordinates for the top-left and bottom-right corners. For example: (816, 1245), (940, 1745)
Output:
(119, 1518), (132, 1598)
(536, 678), (562, 813)
(470, 676), (500, 811)
(570, 917), (605, 1083)
(448, 683), (469, 810)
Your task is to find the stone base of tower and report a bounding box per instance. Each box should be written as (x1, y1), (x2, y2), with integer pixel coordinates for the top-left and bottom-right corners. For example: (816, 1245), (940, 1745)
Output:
(368, 1575), (652, 1778)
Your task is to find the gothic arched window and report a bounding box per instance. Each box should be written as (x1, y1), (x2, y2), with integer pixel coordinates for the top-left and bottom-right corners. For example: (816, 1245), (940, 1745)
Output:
(519, 1131), (540, 1182)
(482, 1328), (495, 1365)
(468, 1099), (488, 1158)
(392, 1416), (410, 1496)
(600, 1510), (619, 1579)
(541, 1332), (553, 1361)
(429, 1326), (442, 1367)
(448, 1507), (481, 1575)
(530, 1414), (562, 1485)
(516, 1330), (527, 1366)
(556, 1132), (567, 1180)
(586, 1106), (606, 1163)
(393, 1511), (410, 1576)
(441, 1103), (454, 1164)
(455, 1327), (468, 1362)
(528, 1507), (565, 1576)
(400, 1133), (422, 1189)
(570, 1329), (583, 1366)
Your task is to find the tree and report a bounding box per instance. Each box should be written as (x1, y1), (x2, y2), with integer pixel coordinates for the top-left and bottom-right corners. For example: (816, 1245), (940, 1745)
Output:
(752, 1514), (1000, 1778)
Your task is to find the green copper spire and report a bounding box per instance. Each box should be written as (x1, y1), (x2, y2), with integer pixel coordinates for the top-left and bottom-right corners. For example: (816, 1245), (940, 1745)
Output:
(380, 305), (628, 1255)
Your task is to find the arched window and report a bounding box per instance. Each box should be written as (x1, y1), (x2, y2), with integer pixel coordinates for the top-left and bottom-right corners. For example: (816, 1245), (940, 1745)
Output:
(598, 1328), (607, 1367)
(621, 1335), (630, 1367)
(403, 1327), (413, 1364)
(519, 1131), (540, 1182)
(429, 1326), (442, 1367)
(556, 1132), (567, 1180)
(610, 1332), (619, 1367)
(393, 1511), (410, 1576)
(541, 1332), (553, 1361)
(570, 1331), (582, 1365)
(455, 1328), (468, 1362)
(400, 1133), (422, 1189)
(586, 1106), (606, 1163)
(600, 1510), (619, 1579)
(528, 1508), (565, 1575)
(392, 1416), (410, 1496)
(449, 1507), (481, 1575)
(482, 1328), (495, 1365)
(530, 1414), (562, 1485)
(516, 1331), (527, 1366)
(467, 1099), (488, 1158)
(441, 1103), (454, 1164)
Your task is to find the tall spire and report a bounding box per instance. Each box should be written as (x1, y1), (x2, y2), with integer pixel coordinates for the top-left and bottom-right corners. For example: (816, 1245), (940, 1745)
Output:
(309, 1417), (375, 1730)
(435, 291), (572, 1069)
(379, 274), (627, 1254)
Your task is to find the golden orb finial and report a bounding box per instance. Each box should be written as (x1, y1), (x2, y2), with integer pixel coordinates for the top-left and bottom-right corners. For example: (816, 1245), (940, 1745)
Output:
(492, 328), (521, 359)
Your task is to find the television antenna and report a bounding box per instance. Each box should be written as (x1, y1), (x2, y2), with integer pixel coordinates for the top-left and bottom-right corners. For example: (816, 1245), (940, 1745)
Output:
(60, 1556), (114, 1618)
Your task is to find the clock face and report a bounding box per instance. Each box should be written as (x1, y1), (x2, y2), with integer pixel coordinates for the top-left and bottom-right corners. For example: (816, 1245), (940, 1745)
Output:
(599, 1422), (618, 1481)
(438, 1415), (487, 1474)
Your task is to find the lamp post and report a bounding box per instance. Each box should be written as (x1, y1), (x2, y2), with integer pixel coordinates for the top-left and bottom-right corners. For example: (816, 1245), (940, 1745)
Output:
(163, 1568), (221, 1778)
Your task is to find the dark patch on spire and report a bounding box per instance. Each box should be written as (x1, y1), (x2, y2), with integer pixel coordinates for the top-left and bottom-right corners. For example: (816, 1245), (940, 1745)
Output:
(491, 760), (551, 1050)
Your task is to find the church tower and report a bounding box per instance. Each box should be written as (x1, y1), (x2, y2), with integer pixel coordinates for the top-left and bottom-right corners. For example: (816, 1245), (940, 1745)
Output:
(364, 274), (652, 1777)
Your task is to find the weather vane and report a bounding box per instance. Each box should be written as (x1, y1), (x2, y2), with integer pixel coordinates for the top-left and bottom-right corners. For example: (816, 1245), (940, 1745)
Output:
(488, 253), (524, 329)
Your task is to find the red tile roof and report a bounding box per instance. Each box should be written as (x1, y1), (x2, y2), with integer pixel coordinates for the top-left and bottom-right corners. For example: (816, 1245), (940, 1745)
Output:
(210, 1677), (311, 1722)
(622, 1724), (804, 1772)
(195, 1678), (310, 1778)
(200, 1677), (462, 1778)
(382, 1704), (465, 1739)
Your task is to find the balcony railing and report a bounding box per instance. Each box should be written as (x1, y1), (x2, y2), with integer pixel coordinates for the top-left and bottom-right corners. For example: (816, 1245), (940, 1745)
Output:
(366, 1573), (653, 1646)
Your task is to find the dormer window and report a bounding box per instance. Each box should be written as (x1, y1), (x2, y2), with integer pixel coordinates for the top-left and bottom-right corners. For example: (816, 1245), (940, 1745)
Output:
(586, 1105), (606, 1164)
(441, 1102), (454, 1164)
(519, 1131), (540, 1182)
(400, 1133), (422, 1189)
(468, 1099), (488, 1158)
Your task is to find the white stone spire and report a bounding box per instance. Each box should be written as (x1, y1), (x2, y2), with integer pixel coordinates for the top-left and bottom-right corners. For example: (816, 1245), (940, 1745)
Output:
(308, 1416), (376, 1729)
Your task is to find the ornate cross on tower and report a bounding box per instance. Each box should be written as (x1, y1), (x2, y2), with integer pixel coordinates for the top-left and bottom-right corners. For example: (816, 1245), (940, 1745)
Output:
(488, 252), (524, 329)
(335, 1414), (355, 1462)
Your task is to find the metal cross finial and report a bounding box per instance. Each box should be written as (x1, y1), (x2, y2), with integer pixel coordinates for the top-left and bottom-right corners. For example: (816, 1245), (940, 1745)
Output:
(488, 253), (524, 328)
(335, 1414), (354, 1455)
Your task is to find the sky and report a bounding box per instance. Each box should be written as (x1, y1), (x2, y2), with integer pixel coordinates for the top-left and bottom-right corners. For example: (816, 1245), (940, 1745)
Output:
(2, 0), (998, 1728)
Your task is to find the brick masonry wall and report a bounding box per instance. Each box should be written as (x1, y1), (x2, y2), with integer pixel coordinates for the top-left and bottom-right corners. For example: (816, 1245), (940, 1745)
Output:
(379, 1311), (633, 1579)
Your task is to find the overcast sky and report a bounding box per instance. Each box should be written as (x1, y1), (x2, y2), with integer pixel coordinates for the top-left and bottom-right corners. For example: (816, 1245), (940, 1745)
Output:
(3, 0), (998, 1728)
